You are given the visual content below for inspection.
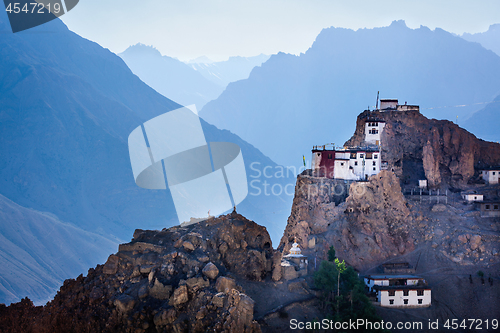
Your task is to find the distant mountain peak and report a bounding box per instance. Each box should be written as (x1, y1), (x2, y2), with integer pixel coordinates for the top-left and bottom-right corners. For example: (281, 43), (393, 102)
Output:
(121, 43), (162, 58)
(389, 19), (408, 29)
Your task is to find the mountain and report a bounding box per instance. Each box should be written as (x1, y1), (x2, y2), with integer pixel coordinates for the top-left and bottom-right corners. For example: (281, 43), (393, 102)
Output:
(462, 24), (500, 57)
(200, 20), (500, 168)
(0, 194), (118, 306)
(463, 93), (500, 143)
(188, 54), (271, 88)
(0, 10), (293, 305)
(118, 44), (223, 110)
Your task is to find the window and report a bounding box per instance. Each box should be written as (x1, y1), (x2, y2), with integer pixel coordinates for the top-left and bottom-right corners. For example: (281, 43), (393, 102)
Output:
(417, 290), (424, 296)
(403, 290), (409, 296)
(404, 299), (409, 305)
(355, 161), (358, 166)
(474, 196), (477, 200)
(373, 167), (376, 171)
(485, 205), (491, 210)
(350, 152), (356, 159)
(317, 153), (320, 156)
(418, 299), (423, 304)
(389, 299), (394, 305)
(494, 205), (499, 210)
(373, 161), (376, 166)
(493, 172), (496, 175)
(360, 154), (364, 158)
(374, 154), (378, 159)
(328, 154), (332, 159)
(388, 290), (395, 296)
(340, 162), (344, 166)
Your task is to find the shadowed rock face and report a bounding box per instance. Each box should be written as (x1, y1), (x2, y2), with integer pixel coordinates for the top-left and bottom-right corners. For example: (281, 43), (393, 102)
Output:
(345, 110), (500, 188)
(0, 213), (269, 333)
(278, 170), (416, 270)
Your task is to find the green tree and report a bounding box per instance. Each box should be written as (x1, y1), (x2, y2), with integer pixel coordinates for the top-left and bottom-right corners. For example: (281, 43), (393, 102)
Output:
(328, 246), (336, 262)
(313, 247), (389, 332)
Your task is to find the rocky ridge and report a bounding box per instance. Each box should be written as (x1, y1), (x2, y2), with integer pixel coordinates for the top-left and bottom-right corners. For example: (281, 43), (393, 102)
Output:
(0, 212), (272, 333)
(345, 109), (500, 188)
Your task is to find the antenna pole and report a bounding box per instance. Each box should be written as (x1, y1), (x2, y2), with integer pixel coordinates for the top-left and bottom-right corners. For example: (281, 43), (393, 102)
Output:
(376, 91), (379, 110)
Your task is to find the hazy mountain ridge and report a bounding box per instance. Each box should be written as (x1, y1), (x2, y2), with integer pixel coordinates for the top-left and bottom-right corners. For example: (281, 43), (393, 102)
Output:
(118, 44), (224, 110)
(200, 20), (500, 168)
(0, 10), (293, 305)
(464, 93), (500, 143)
(188, 54), (271, 88)
(461, 24), (500, 57)
(0, 194), (118, 306)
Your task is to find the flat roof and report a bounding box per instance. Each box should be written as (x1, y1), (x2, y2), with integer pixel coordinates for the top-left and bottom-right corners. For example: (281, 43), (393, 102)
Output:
(365, 275), (422, 280)
(374, 285), (430, 291)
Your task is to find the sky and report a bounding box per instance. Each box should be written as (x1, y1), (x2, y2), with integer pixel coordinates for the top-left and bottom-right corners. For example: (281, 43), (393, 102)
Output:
(60, 0), (500, 62)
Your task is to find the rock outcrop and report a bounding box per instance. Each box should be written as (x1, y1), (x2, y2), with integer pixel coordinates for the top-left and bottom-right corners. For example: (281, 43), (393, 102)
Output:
(279, 170), (417, 270)
(345, 109), (500, 188)
(0, 212), (269, 333)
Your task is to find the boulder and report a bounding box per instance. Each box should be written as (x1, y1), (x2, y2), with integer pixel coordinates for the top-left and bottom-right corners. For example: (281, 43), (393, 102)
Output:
(170, 285), (189, 306)
(150, 279), (172, 300)
(215, 276), (236, 293)
(212, 292), (225, 307)
(202, 262), (219, 280)
(114, 294), (136, 314)
(182, 241), (195, 252)
(103, 255), (119, 275)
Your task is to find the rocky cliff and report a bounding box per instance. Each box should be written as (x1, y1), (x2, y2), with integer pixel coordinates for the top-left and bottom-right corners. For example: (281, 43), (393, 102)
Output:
(345, 110), (500, 188)
(279, 169), (500, 271)
(279, 170), (418, 270)
(0, 212), (271, 333)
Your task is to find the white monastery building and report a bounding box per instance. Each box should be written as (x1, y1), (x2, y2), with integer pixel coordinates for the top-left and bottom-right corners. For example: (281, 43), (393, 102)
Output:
(481, 169), (500, 185)
(364, 275), (431, 308)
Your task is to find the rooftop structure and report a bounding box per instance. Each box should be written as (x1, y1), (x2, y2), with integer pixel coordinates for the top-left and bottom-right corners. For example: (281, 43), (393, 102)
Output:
(378, 99), (419, 112)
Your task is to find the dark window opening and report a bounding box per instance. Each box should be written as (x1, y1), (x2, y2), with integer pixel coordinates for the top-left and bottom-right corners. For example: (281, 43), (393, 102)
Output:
(403, 299), (409, 305)
(374, 154), (378, 159)
(494, 205), (499, 210)
(355, 161), (358, 166)
(417, 290), (424, 296)
(389, 299), (394, 305)
(485, 205), (491, 210)
(373, 161), (376, 166)
(388, 290), (395, 296)
(328, 154), (332, 159)
(418, 299), (423, 304)
(403, 290), (409, 296)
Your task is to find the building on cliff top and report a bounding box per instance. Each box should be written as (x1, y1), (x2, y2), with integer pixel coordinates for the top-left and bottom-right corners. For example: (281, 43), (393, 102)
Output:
(311, 145), (382, 180)
(379, 99), (419, 112)
(480, 168), (500, 184)
(364, 275), (431, 308)
(281, 241), (308, 280)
